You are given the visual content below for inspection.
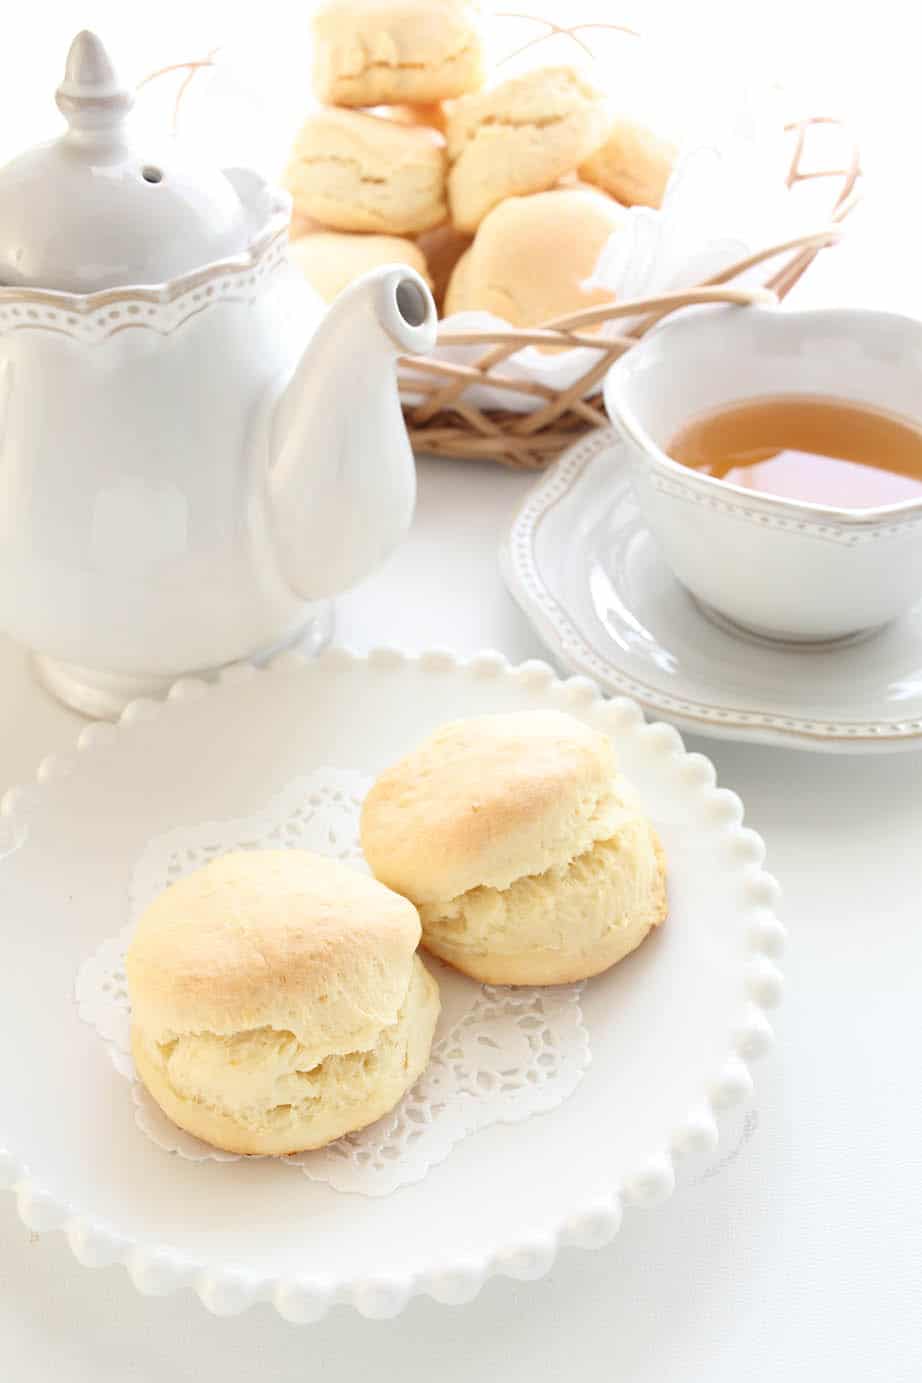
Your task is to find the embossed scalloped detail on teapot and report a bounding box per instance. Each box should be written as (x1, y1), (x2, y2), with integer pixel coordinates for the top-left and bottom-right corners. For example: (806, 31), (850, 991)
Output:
(0, 224), (289, 343)
(0, 32), (437, 717)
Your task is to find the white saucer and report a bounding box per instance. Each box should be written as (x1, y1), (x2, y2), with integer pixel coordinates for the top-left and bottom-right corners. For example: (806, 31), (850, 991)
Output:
(501, 430), (922, 753)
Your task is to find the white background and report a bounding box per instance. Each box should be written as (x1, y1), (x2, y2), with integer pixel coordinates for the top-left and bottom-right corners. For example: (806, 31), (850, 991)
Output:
(2, 2), (921, 1378)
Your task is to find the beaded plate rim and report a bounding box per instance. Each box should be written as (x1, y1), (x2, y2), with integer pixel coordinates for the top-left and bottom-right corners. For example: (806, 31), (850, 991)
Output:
(0, 647), (783, 1321)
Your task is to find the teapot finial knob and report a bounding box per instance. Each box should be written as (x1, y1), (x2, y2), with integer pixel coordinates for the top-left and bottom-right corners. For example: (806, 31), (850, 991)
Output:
(55, 30), (132, 138)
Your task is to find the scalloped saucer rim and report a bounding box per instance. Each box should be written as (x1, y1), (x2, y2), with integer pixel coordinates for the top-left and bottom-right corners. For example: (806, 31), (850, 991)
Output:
(501, 428), (922, 753)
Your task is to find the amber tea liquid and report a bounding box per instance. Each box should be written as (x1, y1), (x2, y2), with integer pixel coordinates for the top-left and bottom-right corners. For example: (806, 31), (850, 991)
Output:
(667, 396), (922, 508)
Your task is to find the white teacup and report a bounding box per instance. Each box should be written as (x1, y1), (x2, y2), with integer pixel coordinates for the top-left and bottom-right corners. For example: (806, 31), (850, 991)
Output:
(603, 305), (922, 643)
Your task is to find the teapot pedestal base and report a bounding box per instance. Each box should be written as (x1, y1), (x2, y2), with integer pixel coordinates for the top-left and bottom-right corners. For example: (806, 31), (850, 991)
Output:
(32, 604), (334, 721)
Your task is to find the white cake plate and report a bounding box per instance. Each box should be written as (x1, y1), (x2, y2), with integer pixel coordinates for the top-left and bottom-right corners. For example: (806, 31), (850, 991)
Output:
(0, 648), (783, 1320)
(501, 429), (922, 753)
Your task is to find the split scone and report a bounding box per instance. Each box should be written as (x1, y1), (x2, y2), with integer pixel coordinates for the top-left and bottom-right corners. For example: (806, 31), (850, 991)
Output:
(444, 67), (608, 231)
(127, 850), (439, 1154)
(361, 711), (667, 985)
(284, 107), (447, 235)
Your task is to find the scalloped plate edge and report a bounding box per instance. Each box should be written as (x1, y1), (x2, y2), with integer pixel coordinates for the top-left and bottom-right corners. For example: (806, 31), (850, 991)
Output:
(0, 646), (785, 1321)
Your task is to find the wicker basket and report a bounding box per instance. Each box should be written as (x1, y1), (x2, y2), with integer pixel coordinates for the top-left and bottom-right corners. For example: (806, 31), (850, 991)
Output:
(399, 115), (861, 469)
(143, 22), (861, 472)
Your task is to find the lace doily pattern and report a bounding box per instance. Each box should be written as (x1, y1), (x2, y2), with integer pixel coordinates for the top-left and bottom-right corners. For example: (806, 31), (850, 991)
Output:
(75, 769), (590, 1197)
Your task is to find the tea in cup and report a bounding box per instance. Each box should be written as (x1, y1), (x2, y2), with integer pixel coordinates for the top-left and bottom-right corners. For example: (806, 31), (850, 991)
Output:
(604, 305), (922, 643)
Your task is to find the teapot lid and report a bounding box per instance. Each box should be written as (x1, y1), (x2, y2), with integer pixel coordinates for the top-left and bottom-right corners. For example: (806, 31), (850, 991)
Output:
(0, 31), (281, 294)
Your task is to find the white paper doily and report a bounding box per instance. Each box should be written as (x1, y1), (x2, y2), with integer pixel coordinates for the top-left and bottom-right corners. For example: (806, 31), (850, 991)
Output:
(75, 770), (589, 1197)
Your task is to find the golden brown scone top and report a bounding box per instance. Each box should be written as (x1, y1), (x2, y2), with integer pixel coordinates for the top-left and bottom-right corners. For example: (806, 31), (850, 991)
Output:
(312, 0), (486, 107)
(443, 188), (621, 325)
(127, 849), (420, 1052)
(360, 709), (640, 904)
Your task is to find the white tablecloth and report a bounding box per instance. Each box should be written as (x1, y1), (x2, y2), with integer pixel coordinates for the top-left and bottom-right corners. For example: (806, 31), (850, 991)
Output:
(2, 446), (920, 1381)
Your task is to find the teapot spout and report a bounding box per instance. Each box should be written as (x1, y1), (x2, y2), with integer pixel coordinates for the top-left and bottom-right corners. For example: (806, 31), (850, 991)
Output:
(268, 264), (436, 601)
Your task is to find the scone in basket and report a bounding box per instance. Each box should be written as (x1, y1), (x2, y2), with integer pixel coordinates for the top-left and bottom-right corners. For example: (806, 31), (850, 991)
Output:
(399, 112), (860, 469)
(147, 14), (861, 472)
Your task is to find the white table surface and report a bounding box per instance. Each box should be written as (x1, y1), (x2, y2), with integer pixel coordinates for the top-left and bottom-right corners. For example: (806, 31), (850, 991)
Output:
(2, 442), (921, 1380)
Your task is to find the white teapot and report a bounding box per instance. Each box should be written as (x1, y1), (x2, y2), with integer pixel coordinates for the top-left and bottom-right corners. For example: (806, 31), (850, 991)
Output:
(0, 32), (436, 717)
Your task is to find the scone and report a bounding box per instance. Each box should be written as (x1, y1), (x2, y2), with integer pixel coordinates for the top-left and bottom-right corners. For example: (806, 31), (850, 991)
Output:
(361, 711), (667, 985)
(445, 67), (608, 231)
(126, 850), (440, 1155)
(290, 230), (431, 302)
(312, 0), (485, 107)
(579, 116), (677, 208)
(443, 189), (621, 324)
(284, 107), (447, 234)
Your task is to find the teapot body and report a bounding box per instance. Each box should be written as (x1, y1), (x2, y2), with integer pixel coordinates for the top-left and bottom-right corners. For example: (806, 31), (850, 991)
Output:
(0, 31), (437, 717)
(0, 231), (331, 714)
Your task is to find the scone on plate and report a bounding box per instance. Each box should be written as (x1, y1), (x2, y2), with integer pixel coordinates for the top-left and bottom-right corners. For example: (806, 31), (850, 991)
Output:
(290, 230), (431, 302)
(361, 711), (667, 985)
(443, 188), (621, 325)
(126, 850), (439, 1155)
(445, 67), (608, 232)
(579, 116), (677, 209)
(312, 0), (485, 107)
(284, 107), (447, 234)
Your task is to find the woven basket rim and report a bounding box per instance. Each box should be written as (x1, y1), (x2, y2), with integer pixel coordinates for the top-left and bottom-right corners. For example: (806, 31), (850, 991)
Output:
(402, 114), (862, 468)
